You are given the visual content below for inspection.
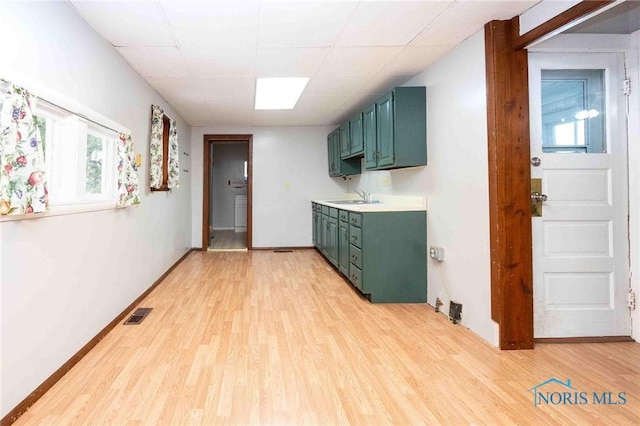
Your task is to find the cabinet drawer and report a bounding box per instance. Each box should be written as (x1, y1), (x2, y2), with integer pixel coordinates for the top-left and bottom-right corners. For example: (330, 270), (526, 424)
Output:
(349, 212), (362, 227)
(350, 245), (362, 269)
(349, 264), (362, 290)
(349, 225), (362, 248)
(338, 209), (349, 222)
(321, 205), (329, 215)
(330, 207), (338, 219)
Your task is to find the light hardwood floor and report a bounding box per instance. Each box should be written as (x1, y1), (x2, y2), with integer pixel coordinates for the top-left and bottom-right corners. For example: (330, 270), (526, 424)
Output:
(15, 250), (640, 425)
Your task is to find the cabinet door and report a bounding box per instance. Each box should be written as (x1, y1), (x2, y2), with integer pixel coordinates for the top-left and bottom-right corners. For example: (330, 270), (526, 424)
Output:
(315, 209), (323, 249)
(328, 217), (338, 266)
(338, 220), (350, 275)
(349, 113), (364, 156)
(321, 214), (329, 256)
(376, 91), (395, 168)
(339, 122), (350, 158)
(363, 103), (378, 169)
(312, 208), (317, 247)
(327, 133), (336, 176)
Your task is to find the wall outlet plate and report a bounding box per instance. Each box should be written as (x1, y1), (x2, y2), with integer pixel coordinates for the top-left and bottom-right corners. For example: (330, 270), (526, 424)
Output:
(429, 246), (445, 261)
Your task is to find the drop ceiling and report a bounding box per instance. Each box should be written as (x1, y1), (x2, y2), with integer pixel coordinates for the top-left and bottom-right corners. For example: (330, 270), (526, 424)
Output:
(68, 0), (538, 127)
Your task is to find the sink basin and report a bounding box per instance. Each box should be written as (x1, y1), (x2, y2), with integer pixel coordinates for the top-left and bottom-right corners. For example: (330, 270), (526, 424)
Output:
(325, 200), (381, 205)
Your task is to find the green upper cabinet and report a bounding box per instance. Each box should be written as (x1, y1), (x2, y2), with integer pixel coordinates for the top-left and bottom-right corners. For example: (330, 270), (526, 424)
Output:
(367, 86), (427, 170)
(347, 112), (364, 157)
(328, 128), (360, 177)
(363, 103), (377, 169)
(376, 91), (394, 168)
(339, 122), (350, 158)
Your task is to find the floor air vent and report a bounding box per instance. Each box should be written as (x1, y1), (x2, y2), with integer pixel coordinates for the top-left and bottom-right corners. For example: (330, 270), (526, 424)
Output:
(124, 307), (152, 325)
(273, 250), (293, 253)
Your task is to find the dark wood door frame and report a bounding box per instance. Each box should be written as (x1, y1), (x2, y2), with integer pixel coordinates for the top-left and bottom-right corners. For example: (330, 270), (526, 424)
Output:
(485, 1), (612, 350)
(202, 135), (253, 250)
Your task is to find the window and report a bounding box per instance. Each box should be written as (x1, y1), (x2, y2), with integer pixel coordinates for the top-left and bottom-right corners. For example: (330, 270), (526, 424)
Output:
(541, 69), (605, 153)
(35, 101), (117, 205)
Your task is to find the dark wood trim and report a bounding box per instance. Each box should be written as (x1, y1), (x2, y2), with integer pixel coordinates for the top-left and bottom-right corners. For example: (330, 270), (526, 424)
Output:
(202, 135), (253, 251)
(485, 17), (534, 350)
(514, 0), (612, 50)
(535, 336), (635, 344)
(0, 249), (195, 426)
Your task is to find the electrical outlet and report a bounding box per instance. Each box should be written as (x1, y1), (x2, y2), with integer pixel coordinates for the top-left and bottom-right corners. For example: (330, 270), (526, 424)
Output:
(381, 175), (390, 186)
(429, 246), (445, 261)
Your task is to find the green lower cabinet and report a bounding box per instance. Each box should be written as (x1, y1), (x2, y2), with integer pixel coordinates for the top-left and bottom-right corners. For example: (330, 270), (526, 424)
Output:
(313, 203), (426, 303)
(349, 211), (427, 303)
(338, 219), (350, 275)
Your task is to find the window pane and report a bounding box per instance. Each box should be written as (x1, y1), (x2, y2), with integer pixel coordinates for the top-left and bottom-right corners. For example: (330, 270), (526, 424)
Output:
(86, 134), (103, 194)
(541, 69), (605, 153)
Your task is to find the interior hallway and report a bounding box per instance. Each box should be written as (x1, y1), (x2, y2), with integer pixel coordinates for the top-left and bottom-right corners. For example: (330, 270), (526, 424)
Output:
(208, 230), (247, 251)
(14, 250), (640, 425)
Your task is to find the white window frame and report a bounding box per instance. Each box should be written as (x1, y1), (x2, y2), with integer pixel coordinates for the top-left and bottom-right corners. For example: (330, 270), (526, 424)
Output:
(0, 94), (129, 222)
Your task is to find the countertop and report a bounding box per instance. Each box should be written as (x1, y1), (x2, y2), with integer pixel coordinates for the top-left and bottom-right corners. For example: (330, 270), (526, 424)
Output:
(312, 194), (427, 212)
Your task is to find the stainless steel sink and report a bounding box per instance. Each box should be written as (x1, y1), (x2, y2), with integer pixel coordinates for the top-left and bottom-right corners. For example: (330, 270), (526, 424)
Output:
(325, 200), (381, 205)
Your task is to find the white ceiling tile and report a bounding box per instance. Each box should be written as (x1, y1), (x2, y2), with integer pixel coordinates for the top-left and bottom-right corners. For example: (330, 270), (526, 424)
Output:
(256, 48), (329, 77)
(336, 1), (453, 47)
(411, 1), (538, 46)
(304, 75), (368, 97)
(183, 47), (256, 78)
(116, 47), (190, 78)
(316, 47), (404, 77)
(258, 2), (358, 47)
(207, 96), (254, 115)
(195, 78), (255, 98)
(377, 45), (454, 75)
(161, 1), (259, 48)
(70, 1), (175, 47)
(146, 77), (205, 105)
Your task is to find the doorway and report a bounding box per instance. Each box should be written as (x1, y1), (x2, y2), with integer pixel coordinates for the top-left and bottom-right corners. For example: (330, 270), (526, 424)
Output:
(529, 52), (631, 338)
(202, 135), (253, 251)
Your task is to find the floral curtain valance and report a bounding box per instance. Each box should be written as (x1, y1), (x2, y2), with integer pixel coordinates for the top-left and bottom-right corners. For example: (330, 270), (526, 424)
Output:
(149, 105), (179, 190)
(0, 79), (48, 215)
(117, 133), (141, 208)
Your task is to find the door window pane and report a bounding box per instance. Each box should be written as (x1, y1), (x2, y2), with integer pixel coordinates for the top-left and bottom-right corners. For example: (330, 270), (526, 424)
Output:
(541, 69), (605, 153)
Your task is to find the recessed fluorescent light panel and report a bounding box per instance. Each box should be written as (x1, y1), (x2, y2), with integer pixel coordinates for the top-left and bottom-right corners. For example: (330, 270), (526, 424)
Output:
(255, 77), (309, 110)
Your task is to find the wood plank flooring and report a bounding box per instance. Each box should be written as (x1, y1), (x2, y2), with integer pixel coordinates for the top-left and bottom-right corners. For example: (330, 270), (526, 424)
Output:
(14, 250), (640, 425)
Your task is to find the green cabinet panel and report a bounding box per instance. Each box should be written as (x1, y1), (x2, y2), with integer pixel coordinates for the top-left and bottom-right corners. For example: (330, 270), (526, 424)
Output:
(367, 86), (427, 171)
(339, 122), (350, 158)
(338, 218), (350, 276)
(363, 104), (377, 169)
(314, 203), (427, 304)
(359, 211), (427, 303)
(348, 112), (364, 157)
(312, 203), (317, 247)
(328, 128), (360, 177)
(327, 216), (338, 266)
(316, 212), (322, 249)
(349, 264), (362, 291)
(376, 91), (395, 167)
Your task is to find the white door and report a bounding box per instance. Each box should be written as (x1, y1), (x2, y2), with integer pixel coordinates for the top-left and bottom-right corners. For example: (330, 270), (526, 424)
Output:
(529, 53), (630, 338)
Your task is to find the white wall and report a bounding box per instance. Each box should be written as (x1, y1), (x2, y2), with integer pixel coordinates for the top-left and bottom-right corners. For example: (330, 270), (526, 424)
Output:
(211, 143), (248, 229)
(191, 126), (345, 248)
(350, 31), (496, 345)
(0, 2), (192, 416)
(519, 0), (581, 35)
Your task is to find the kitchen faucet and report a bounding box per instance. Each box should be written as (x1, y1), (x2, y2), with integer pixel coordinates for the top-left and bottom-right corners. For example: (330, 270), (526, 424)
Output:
(354, 189), (372, 202)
